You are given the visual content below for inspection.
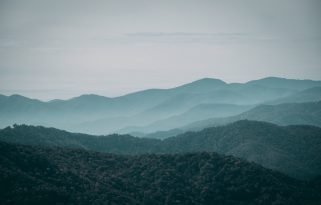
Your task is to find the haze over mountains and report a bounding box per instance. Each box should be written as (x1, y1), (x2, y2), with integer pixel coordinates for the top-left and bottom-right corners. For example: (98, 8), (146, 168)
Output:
(137, 101), (321, 139)
(1, 77), (321, 135)
(1, 76), (321, 204)
(2, 0), (321, 203)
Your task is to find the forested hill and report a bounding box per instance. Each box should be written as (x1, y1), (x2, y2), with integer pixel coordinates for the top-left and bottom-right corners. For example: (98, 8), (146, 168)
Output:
(162, 120), (321, 179)
(0, 120), (321, 179)
(0, 124), (161, 154)
(1, 141), (320, 205)
(1, 120), (321, 179)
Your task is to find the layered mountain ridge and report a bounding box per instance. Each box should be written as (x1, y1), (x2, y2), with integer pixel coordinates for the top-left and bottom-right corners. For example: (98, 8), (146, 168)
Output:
(1, 77), (321, 135)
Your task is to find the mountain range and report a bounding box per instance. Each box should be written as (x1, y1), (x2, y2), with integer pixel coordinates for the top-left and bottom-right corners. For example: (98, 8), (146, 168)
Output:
(2, 76), (321, 204)
(1, 77), (321, 135)
(121, 101), (321, 137)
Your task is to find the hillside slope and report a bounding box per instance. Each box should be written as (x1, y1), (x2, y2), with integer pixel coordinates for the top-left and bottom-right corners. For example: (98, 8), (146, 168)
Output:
(270, 87), (321, 104)
(182, 101), (321, 132)
(1, 121), (321, 179)
(0, 141), (320, 205)
(162, 121), (321, 179)
(119, 103), (253, 134)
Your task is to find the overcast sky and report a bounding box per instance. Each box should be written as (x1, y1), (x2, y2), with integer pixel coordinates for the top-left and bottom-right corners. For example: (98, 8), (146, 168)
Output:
(1, 0), (321, 100)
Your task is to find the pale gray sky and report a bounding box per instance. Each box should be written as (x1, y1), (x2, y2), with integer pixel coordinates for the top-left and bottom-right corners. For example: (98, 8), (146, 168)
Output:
(1, 0), (321, 100)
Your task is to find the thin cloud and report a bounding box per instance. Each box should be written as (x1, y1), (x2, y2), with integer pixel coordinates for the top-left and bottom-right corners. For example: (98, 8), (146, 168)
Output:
(125, 32), (321, 45)
(126, 32), (247, 37)
(124, 32), (254, 45)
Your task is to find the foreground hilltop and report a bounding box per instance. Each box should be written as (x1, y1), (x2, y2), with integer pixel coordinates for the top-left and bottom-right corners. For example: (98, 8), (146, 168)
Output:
(1, 141), (320, 205)
(1, 120), (321, 179)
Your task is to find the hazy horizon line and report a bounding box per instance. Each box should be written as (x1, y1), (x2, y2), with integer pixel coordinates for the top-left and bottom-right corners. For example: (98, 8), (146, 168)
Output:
(1, 76), (321, 102)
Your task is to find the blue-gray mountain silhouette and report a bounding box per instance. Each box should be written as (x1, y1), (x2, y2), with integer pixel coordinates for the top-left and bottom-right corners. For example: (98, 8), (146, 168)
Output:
(1, 77), (321, 134)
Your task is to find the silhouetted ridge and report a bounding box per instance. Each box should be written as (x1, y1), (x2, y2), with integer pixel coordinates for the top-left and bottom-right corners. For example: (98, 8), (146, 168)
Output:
(174, 78), (226, 92)
(180, 101), (321, 133)
(270, 87), (321, 104)
(1, 77), (321, 134)
(247, 77), (321, 90)
(180, 78), (227, 87)
(69, 94), (110, 101)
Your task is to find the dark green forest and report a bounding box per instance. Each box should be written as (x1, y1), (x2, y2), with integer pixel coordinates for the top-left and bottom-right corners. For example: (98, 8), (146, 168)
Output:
(1, 120), (321, 179)
(1, 141), (321, 205)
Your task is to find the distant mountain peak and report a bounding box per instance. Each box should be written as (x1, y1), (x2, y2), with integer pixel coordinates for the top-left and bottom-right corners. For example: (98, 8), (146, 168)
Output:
(6, 94), (43, 103)
(259, 76), (287, 80)
(174, 78), (226, 93)
(246, 76), (321, 91)
(9, 94), (29, 99)
(192, 77), (226, 84)
(69, 94), (110, 101)
(250, 76), (321, 83)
